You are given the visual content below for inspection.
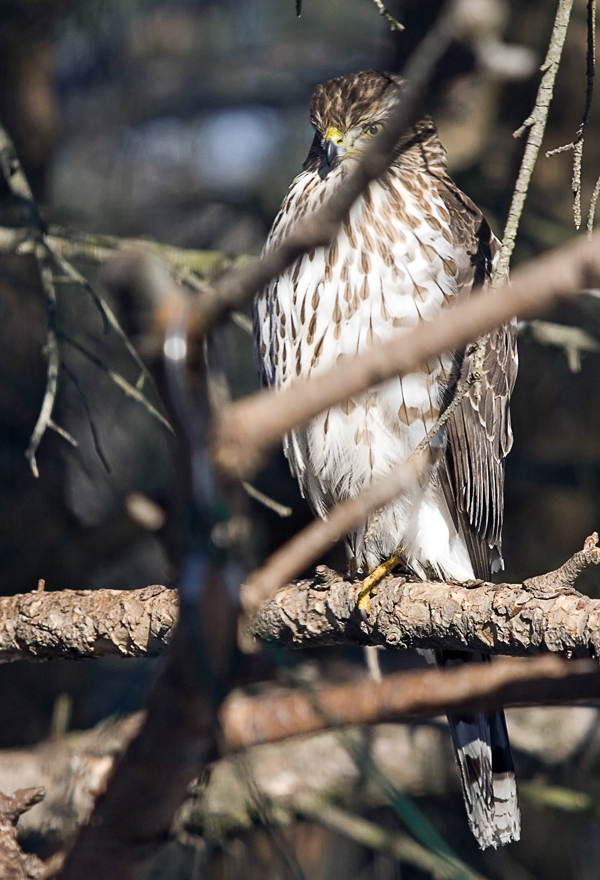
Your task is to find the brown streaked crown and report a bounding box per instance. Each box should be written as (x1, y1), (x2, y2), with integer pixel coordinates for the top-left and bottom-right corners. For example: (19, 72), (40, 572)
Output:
(309, 70), (401, 134)
(303, 70), (447, 176)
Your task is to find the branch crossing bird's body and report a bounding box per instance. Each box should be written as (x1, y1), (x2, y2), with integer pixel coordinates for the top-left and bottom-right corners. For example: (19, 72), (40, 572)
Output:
(254, 71), (519, 849)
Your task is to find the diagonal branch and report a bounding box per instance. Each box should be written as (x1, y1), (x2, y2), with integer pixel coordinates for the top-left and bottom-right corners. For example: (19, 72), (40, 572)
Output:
(213, 230), (600, 483)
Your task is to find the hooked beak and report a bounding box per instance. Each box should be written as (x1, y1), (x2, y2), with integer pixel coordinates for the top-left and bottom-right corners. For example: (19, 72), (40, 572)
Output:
(323, 127), (348, 173)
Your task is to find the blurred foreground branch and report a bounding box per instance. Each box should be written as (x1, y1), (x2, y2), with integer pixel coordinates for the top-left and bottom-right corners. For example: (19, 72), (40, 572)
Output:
(213, 229), (600, 483)
(220, 655), (600, 750)
(56, 581), (219, 880)
(1, 707), (597, 861)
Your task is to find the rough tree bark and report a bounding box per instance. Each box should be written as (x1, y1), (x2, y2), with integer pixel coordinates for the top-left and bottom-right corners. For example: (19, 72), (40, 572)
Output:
(0, 586), (176, 663)
(1, 539), (599, 664)
(252, 539), (600, 656)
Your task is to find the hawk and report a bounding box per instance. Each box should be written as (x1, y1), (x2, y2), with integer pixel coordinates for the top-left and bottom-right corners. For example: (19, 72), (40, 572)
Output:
(254, 71), (519, 849)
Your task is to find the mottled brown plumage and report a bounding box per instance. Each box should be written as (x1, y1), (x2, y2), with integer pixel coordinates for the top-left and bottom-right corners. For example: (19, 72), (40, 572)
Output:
(254, 71), (519, 848)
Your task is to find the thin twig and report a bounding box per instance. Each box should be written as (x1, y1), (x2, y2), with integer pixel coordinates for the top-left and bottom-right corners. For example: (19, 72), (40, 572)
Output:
(301, 801), (486, 880)
(58, 329), (173, 433)
(47, 419), (78, 448)
(25, 246), (60, 478)
(546, 0), (596, 230)
(495, 0), (575, 284)
(62, 362), (111, 473)
(0, 119), (174, 474)
(242, 481), (292, 518)
(372, 0), (404, 32)
(524, 319), (599, 372)
(587, 171), (600, 236)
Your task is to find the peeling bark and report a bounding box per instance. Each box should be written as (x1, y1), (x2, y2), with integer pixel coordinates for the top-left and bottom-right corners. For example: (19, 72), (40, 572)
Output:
(0, 586), (177, 663)
(251, 547), (600, 657)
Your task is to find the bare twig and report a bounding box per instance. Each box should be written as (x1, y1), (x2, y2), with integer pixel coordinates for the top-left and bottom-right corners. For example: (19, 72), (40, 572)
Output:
(47, 420), (78, 448)
(25, 245), (60, 478)
(220, 655), (600, 750)
(0, 227), (235, 282)
(371, 0), (404, 32)
(242, 481), (292, 518)
(57, 330), (173, 433)
(214, 231), (600, 483)
(524, 319), (599, 372)
(0, 119), (173, 474)
(495, 0), (575, 283)
(61, 362), (111, 472)
(546, 0), (596, 230)
(587, 172), (600, 236)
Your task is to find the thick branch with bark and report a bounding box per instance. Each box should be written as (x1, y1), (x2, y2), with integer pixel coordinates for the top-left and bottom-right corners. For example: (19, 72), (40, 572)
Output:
(251, 537), (600, 656)
(1, 539), (599, 666)
(0, 585), (177, 664)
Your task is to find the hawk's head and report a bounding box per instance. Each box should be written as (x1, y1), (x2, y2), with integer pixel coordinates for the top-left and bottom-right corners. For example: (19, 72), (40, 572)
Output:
(304, 70), (442, 178)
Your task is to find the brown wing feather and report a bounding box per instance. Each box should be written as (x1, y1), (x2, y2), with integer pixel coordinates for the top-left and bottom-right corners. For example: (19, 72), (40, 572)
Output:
(437, 179), (518, 580)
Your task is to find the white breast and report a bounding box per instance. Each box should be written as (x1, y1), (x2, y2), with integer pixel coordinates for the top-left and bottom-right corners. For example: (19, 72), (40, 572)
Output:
(255, 165), (475, 581)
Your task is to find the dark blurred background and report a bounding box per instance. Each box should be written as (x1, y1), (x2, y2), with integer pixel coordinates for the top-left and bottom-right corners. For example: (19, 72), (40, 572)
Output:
(2, 0), (600, 877)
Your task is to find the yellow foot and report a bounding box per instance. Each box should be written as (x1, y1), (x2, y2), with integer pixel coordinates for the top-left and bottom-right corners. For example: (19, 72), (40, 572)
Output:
(357, 553), (402, 617)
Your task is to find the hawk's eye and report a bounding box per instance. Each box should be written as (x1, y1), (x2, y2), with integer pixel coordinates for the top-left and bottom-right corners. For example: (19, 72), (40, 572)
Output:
(364, 123), (383, 137)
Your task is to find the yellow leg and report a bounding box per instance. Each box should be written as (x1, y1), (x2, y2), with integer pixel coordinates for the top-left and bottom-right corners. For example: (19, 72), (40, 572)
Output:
(357, 552), (402, 617)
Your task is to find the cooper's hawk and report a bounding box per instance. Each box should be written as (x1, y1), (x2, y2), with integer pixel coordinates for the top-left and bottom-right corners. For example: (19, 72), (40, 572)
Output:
(254, 71), (519, 849)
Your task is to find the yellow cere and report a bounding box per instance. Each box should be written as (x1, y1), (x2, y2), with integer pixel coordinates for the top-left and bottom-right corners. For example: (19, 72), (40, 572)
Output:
(325, 126), (345, 145)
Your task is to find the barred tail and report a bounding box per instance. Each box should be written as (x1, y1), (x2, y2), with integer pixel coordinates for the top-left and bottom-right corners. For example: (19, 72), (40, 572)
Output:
(438, 650), (520, 848)
(448, 708), (520, 849)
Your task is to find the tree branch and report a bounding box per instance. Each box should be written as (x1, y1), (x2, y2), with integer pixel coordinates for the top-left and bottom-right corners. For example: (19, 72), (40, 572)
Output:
(0, 787), (53, 880)
(0, 537), (598, 667)
(496, 0), (575, 282)
(251, 535), (600, 656)
(0, 585), (177, 664)
(213, 229), (600, 483)
(220, 655), (600, 750)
